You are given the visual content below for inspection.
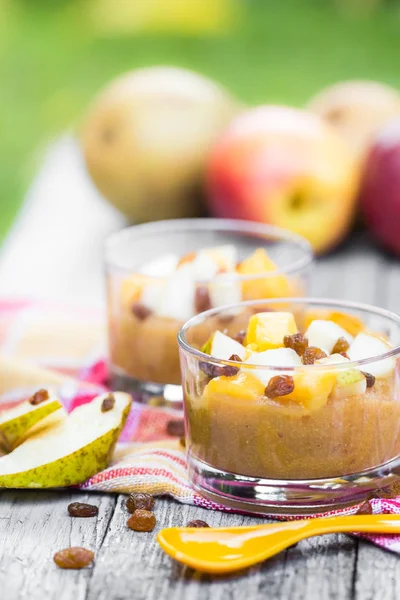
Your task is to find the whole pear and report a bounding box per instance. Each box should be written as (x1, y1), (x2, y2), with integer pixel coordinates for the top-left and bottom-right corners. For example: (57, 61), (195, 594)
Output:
(80, 66), (239, 222)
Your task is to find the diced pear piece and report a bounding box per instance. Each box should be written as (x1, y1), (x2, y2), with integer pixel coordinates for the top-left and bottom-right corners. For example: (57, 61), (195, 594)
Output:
(0, 392), (64, 451)
(208, 274), (242, 309)
(347, 333), (396, 379)
(246, 311), (298, 351)
(316, 354), (350, 365)
(203, 371), (265, 401)
(0, 392), (131, 488)
(330, 369), (367, 400)
(203, 330), (246, 361)
(304, 311), (365, 336)
(244, 348), (302, 385)
(157, 262), (196, 321)
(285, 370), (336, 412)
(305, 319), (353, 354)
(200, 245), (237, 272)
(237, 248), (292, 300)
(139, 253), (179, 277)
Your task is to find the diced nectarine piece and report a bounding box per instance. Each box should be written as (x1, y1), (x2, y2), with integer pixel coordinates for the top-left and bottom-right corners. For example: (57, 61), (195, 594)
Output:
(237, 248), (292, 299)
(203, 371), (265, 401)
(120, 274), (149, 309)
(284, 370), (336, 412)
(246, 312), (297, 351)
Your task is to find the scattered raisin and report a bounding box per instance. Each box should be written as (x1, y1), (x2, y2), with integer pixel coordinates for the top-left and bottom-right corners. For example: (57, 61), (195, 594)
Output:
(101, 393), (115, 412)
(29, 389), (50, 405)
(127, 509), (156, 532)
(179, 437), (186, 448)
(53, 547), (94, 569)
(68, 502), (98, 518)
(229, 354), (242, 363)
(194, 285), (212, 314)
(302, 347), (327, 365)
(186, 520), (210, 528)
(126, 492), (155, 514)
(131, 302), (152, 321)
(283, 333), (309, 356)
(166, 419), (185, 437)
(356, 501), (373, 515)
(233, 330), (246, 344)
(332, 337), (350, 354)
(362, 372), (376, 388)
(264, 375), (295, 399)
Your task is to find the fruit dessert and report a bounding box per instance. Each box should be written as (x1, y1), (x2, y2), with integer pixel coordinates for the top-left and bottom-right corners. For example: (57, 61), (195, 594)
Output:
(183, 310), (400, 480)
(108, 245), (303, 387)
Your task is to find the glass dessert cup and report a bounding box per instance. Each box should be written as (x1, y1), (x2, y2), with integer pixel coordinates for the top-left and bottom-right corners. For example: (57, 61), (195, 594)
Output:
(105, 219), (312, 406)
(178, 298), (400, 515)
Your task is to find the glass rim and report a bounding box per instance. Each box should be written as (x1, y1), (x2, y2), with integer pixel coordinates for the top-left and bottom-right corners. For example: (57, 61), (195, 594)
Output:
(104, 218), (313, 281)
(177, 297), (400, 371)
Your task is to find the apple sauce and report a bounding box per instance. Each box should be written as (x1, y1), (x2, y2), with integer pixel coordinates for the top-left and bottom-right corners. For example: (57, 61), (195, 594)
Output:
(186, 379), (400, 480)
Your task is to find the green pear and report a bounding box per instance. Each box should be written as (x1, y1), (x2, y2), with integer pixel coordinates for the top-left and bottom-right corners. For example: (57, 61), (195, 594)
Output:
(0, 392), (132, 488)
(331, 369), (367, 400)
(0, 391), (64, 451)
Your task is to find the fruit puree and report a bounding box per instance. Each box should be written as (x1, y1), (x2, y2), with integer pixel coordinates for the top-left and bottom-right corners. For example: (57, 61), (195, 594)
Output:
(108, 246), (302, 386)
(183, 310), (400, 480)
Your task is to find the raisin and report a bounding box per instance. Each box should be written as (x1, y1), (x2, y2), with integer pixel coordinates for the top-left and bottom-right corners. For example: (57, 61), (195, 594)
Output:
(186, 520), (210, 528)
(194, 285), (212, 314)
(283, 333), (309, 356)
(29, 389), (50, 405)
(233, 330), (246, 344)
(332, 337), (350, 354)
(166, 419), (185, 437)
(340, 352), (350, 359)
(199, 361), (239, 379)
(53, 547), (94, 569)
(131, 302), (152, 321)
(362, 372), (376, 388)
(68, 502), (98, 518)
(302, 347), (327, 365)
(101, 393), (115, 412)
(126, 492), (155, 513)
(356, 501), (373, 515)
(179, 437), (186, 448)
(264, 375), (295, 399)
(229, 354), (242, 363)
(127, 509), (156, 532)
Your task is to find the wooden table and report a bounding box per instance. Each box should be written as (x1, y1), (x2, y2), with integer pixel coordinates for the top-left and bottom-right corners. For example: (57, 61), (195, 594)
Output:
(1, 142), (400, 598)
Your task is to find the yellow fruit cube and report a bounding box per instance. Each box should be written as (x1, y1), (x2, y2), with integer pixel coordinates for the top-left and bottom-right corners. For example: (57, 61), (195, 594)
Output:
(284, 370), (336, 412)
(246, 312), (298, 351)
(120, 274), (148, 309)
(203, 371), (265, 401)
(237, 248), (292, 299)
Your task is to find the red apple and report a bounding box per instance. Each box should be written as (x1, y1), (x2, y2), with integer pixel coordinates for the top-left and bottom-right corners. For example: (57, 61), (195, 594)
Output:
(359, 118), (400, 255)
(207, 105), (359, 254)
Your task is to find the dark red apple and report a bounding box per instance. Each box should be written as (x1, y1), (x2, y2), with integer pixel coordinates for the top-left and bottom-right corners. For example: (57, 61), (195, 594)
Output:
(360, 118), (400, 255)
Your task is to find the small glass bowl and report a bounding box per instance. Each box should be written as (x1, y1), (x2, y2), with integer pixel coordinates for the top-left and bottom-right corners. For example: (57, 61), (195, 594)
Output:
(105, 219), (312, 405)
(178, 298), (400, 515)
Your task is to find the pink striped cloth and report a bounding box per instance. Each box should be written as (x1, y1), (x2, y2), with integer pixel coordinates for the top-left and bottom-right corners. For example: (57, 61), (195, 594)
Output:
(1, 298), (400, 554)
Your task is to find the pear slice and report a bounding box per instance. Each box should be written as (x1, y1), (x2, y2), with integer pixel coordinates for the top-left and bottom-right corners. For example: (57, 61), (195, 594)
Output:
(347, 332), (396, 379)
(204, 330), (247, 361)
(139, 253), (179, 277)
(244, 347), (302, 385)
(330, 369), (367, 400)
(0, 392), (131, 488)
(0, 390), (64, 451)
(305, 319), (353, 354)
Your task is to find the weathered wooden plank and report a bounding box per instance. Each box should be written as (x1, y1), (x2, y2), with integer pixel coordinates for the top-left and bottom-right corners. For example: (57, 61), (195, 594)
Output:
(0, 490), (116, 600)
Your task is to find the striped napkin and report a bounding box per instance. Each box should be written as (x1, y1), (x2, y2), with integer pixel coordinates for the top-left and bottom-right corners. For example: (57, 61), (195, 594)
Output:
(1, 298), (400, 554)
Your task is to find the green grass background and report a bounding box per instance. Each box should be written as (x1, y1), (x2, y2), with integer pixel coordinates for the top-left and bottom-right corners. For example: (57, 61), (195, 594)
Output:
(1, 0), (400, 241)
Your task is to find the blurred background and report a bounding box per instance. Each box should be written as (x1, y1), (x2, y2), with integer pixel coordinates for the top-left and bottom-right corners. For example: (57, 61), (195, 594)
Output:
(1, 0), (400, 259)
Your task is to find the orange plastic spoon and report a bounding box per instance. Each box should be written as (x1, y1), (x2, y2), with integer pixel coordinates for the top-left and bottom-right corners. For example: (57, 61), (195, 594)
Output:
(157, 515), (400, 574)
